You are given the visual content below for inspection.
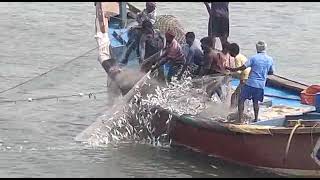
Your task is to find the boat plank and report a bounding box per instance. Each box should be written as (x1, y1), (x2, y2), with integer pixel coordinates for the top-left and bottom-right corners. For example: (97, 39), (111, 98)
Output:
(267, 75), (309, 93)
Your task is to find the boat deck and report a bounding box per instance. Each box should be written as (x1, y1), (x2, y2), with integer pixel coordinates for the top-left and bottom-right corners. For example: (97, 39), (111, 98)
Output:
(231, 79), (309, 108)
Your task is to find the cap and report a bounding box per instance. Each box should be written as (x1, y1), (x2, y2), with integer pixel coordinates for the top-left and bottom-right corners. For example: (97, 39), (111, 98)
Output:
(256, 41), (267, 53)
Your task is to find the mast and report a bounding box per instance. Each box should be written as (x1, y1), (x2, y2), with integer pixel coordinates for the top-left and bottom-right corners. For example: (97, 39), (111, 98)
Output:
(119, 2), (127, 28)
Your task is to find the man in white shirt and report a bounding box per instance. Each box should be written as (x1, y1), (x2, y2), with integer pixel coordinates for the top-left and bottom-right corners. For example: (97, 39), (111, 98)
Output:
(136, 2), (157, 25)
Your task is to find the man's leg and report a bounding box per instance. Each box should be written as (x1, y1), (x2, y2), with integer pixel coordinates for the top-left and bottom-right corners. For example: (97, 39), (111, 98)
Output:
(216, 86), (223, 101)
(211, 36), (216, 50)
(136, 39), (140, 59)
(238, 98), (245, 123)
(157, 63), (166, 82)
(218, 16), (229, 48)
(231, 84), (241, 108)
(237, 84), (249, 123)
(252, 87), (263, 123)
(121, 40), (137, 65)
(208, 16), (216, 49)
(253, 100), (259, 123)
(166, 63), (177, 83)
(219, 35), (228, 47)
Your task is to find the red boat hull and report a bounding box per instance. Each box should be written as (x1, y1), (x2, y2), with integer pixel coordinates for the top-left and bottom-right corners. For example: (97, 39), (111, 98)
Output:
(155, 112), (320, 177)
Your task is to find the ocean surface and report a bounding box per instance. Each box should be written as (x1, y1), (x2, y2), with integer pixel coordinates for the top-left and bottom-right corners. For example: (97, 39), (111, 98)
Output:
(0, 2), (319, 177)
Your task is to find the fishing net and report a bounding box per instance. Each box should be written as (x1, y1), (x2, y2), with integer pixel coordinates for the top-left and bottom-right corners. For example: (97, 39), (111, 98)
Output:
(77, 71), (236, 146)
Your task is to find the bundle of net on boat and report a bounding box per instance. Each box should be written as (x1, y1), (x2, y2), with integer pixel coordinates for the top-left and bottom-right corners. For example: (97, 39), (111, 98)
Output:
(154, 15), (186, 44)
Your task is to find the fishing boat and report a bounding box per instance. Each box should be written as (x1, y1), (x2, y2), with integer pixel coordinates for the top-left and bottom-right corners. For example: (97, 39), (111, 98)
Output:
(94, 2), (186, 95)
(94, 2), (320, 177)
(161, 81), (320, 177)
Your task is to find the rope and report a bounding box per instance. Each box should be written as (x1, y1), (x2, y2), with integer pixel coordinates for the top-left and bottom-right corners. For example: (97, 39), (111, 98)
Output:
(0, 47), (98, 95)
(0, 90), (108, 104)
(283, 121), (301, 164)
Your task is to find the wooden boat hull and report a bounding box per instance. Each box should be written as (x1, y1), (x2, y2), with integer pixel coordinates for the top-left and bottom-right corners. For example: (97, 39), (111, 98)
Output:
(161, 112), (320, 177)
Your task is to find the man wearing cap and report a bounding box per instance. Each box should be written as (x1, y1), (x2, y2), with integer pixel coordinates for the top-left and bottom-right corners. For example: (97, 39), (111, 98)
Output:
(226, 41), (275, 123)
(151, 29), (185, 82)
(136, 2), (157, 25)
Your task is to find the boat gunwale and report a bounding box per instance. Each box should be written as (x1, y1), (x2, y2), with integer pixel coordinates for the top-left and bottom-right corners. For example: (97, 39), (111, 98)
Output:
(166, 110), (320, 135)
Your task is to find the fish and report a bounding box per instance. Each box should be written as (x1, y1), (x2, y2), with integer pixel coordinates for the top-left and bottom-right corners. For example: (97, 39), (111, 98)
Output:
(81, 73), (233, 146)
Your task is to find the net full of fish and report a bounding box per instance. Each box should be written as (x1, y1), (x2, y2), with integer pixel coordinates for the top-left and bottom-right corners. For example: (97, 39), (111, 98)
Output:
(79, 74), (234, 147)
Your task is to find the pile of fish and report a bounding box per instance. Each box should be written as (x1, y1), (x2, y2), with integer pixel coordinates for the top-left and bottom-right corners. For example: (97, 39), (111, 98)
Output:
(82, 75), (233, 147)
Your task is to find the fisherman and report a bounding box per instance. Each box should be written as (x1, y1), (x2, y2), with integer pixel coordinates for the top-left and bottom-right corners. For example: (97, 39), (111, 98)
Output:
(120, 20), (164, 66)
(181, 32), (204, 76)
(226, 41), (275, 123)
(151, 29), (185, 82)
(198, 36), (216, 76)
(217, 41), (234, 72)
(198, 36), (224, 99)
(120, 28), (143, 66)
(204, 2), (229, 49)
(136, 2), (157, 25)
(228, 43), (251, 108)
(120, 1), (157, 66)
(199, 37), (229, 76)
(138, 20), (166, 66)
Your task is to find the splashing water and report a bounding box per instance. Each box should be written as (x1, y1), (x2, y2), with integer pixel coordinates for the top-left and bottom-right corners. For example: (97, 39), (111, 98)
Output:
(78, 73), (234, 147)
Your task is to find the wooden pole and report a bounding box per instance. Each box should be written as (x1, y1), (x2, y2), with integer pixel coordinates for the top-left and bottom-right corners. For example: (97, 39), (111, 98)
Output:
(119, 2), (127, 28)
(95, 2), (111, 69)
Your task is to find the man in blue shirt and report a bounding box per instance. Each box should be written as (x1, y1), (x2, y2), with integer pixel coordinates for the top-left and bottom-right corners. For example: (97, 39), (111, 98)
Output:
(226, 41), (275, 123)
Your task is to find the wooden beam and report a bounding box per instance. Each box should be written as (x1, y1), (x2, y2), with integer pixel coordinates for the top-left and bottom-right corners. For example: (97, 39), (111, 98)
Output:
(119, 2), (127, 28)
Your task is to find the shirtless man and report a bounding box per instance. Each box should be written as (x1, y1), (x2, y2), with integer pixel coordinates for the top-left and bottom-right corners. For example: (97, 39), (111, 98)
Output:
(199, 37), (228, 76)
(198, 36), (225, 99)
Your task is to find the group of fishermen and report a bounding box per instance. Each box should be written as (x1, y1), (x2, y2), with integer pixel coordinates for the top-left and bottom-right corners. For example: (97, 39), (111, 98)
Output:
(113, 2), (275, 124)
